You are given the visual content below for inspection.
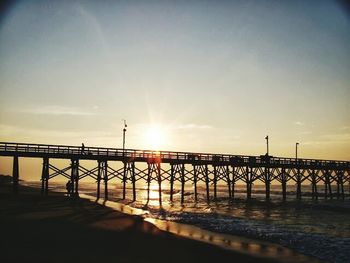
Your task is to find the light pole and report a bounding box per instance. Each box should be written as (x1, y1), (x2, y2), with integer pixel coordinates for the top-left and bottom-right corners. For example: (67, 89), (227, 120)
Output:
(296, 142), (299, 161)
(122, 119), (127, 155)
(265, 135), (269, 156)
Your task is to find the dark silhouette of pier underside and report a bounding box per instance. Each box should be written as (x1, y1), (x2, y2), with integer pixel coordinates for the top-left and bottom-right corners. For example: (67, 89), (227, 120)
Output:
(1, 142), (349, 203)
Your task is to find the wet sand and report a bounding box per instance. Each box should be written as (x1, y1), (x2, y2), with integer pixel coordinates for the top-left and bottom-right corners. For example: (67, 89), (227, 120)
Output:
(0, 184), (280, 263)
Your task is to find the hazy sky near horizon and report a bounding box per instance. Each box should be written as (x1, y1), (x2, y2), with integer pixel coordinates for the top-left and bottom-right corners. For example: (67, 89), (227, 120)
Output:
(1, 0), (350, 161)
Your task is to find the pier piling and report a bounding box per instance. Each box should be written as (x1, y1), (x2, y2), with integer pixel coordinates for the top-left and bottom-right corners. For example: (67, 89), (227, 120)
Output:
(131, 162), (136, 201)
(181, 164), (185, 204)
(12, 155), (19, 194)
(226, 165), (231, 199)
(122, 162), (127, 199)
(265, 167), (271, 200)
(96, 160), (103, 199)
(70, 159), (79, 197)
(213, 166), (217, 200)
(311, 169), (317, 200)
(231, 166), (236, 200)
(245, 166), (252, 199)
(41, 158), (49, 195)
(103, 161), (108, 200)
(296, 168), (302, 200)
(170, 164), (175, 202)
(180, 164), (186, 204)
(193, 165), (198, 202)
(157, 162), (162, 206)
(205, 165), (210, 203)
(280, 168), (287, 201)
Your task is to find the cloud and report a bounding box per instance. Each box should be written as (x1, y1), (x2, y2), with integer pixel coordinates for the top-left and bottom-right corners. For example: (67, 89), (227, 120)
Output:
(302, 133), (350, 145)
(16, 105), (96, 116)
(320, 133), (350, 142)
(293, 121), (304, 126)
(0, 124), (116, 143)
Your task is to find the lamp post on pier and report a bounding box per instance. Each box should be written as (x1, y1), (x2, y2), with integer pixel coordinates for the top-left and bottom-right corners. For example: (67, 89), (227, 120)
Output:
(296, 142), (299, 161)
(265, 135), (269, 156)
(122, 119), (127, 156)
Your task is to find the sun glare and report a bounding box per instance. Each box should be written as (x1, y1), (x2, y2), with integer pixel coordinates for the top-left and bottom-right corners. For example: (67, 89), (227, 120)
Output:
(144, 125), (167, 150)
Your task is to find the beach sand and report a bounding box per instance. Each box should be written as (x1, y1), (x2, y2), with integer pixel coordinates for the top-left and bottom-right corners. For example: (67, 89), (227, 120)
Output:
(0, 185), (281, 263)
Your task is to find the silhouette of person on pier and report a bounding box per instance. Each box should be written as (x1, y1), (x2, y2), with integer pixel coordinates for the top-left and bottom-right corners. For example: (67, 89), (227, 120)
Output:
(81, 143), (85, 155)
(66, 180), (72, 196)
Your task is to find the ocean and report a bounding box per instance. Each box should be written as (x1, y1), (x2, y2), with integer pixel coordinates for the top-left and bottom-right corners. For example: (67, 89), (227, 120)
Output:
(23, 181), (350, 263)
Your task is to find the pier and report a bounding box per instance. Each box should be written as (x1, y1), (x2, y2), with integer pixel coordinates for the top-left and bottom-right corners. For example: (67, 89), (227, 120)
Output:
(1, 142), (349, 203)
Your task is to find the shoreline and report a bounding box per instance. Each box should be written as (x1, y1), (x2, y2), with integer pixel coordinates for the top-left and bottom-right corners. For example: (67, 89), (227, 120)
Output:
(0, 184), (285, 263)
(83, 193), (319, 263)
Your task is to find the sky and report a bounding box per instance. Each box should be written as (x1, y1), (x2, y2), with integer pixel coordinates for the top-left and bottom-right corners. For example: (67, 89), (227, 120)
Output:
(0, 0), (350, 171)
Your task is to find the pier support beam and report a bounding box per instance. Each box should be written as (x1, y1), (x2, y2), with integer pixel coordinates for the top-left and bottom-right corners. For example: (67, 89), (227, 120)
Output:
(180, 164), (185, 204)
(75, 160), (79, 196)
(336, 171), (344, 199)
(213, 166), (218, 200)
(231, 166), (235, 200)
(45, 160), (49, 195)
(329, 171), (333, 199)
(97, 160), (107, 199)
(280, 168), (287, 201)
(311, 170), (318, 200)
(41, 158), (49, 195)
(147, 165), (151, 203)
(12, 155), (19, 194)
(131, 163), (136, 201)
(170, 163), (184, 202)
(97, 161), (101, 199)
(104, 161), (108, 200)
(282, 180), (286, 201)
(193, 165), (198, 202)
(205, 165), (210, 203)
(193, 164), (208, 202)
(226, 165), (232, 199)
(245, 166), (252, 200)
(147, 160), (162, 206)
(247, 182), (252, 199)
(41, 163), (45, 195)
(296, 168), (302, 200)
(122, 161), (135, 200)
(157, 162), (162, 206)
(122, 162), (127, 199)
(70, 159), (79, 197)
(212, 165), (229, 200)
(170, 164), (175, 202)
(265, 167), (271, 200)
(324, 170), (332, 199)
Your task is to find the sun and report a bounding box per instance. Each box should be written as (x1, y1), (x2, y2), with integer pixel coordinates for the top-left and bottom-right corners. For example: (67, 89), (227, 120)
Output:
(144, 125), (167, 150)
